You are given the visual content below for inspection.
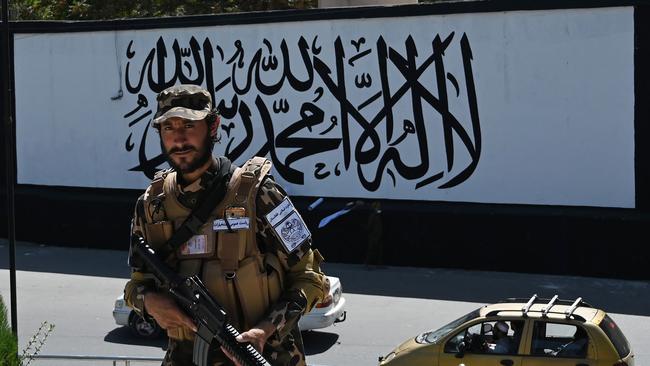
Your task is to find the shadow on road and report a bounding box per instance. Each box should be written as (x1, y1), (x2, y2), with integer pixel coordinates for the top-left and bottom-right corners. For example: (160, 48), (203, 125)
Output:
(104, 326), (168, 349)
(0, 241), (131, 279)
(3, 241), (650, 317)
(323, 263), (650, 317)
(302, 331), (339, 355)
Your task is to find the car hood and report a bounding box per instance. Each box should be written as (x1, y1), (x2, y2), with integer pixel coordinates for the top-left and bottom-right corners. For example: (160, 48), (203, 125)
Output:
(380, 337), (439, 365)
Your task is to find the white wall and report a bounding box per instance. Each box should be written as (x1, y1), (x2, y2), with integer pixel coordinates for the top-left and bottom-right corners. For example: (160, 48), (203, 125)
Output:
(14, 7), (635, 208)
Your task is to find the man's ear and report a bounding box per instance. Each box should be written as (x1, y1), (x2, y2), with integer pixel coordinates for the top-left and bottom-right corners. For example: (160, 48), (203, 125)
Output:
(210, 115), (220, 137)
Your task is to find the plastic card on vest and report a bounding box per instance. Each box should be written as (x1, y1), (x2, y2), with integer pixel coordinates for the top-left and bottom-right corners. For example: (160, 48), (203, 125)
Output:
(180, 234), (208, 255)
(213, 217), (250, 231)
(265, 197), (311, 253)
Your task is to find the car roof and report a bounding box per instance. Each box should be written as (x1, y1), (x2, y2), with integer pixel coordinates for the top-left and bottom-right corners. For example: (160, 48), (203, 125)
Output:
(479, 297), (601, 323)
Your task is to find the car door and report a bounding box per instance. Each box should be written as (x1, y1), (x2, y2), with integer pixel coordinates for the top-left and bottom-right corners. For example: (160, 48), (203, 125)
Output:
(439, 320), (524, 366)
(521, 321), (595, 366)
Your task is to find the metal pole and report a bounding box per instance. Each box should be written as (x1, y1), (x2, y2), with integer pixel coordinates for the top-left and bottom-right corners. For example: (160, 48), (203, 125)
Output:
(2, 0), (18, 337)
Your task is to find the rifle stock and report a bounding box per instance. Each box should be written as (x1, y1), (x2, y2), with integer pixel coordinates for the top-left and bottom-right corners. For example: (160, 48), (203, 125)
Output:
(132, 235), (271, 366)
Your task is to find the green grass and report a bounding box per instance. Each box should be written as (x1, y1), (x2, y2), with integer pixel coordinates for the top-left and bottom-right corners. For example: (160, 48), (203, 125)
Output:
(0, 295), (19, 366)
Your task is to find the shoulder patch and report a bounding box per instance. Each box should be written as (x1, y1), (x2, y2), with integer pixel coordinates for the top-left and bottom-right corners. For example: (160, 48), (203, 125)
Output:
(265, 197), (311, 253)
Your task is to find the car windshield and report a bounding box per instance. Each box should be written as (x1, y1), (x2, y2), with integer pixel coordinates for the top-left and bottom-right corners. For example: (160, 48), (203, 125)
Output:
(416, 308), (480, 344)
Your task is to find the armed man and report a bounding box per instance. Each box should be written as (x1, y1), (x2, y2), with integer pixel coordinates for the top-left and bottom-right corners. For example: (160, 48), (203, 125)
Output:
(124, 84), (328, 366)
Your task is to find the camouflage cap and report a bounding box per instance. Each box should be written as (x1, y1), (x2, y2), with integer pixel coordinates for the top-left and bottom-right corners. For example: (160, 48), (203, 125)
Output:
(152, 84), (212, 127)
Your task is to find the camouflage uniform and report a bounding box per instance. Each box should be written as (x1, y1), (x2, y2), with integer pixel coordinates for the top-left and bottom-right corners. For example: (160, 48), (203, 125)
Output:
(125, 157), (327, 366)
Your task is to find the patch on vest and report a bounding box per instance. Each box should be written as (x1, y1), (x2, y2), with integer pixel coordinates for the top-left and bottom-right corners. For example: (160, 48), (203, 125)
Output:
(180, 235), (209, 255)
(225, 206), (246, 218)
(265, 197), (311, 253)
(213, 217), (250, 231)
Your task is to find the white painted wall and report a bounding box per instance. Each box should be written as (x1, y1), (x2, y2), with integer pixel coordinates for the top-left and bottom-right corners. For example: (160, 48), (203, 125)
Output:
(14, 7), (635, 208)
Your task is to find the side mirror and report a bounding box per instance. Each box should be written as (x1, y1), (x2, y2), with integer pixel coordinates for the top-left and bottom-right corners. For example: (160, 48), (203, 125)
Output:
(455, 341), (466, 358)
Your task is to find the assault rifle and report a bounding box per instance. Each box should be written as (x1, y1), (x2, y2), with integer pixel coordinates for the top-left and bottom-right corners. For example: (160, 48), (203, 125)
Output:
(132, 235), (271, 366)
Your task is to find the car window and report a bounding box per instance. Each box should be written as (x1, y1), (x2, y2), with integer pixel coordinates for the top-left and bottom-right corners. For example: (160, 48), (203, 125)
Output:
(531, 321), (588, 358)
(444, 323), (481, 353)
(599, 315), (630, 358)
(417, 308), (480, 344)
(444, 320), (522, 355)
(546, 323), (576, 338)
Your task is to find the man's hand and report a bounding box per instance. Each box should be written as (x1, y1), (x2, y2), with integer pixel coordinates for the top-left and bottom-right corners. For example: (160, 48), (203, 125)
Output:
(143, 292), (197, 332)
(221, 321), (275, 366)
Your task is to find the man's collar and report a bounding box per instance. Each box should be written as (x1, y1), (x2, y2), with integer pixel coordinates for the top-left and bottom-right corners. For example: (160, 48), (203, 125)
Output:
(177, 157), (220, 193)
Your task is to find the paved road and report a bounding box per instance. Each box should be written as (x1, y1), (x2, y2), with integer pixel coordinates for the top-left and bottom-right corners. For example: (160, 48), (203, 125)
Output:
(1, 240), (649, 365)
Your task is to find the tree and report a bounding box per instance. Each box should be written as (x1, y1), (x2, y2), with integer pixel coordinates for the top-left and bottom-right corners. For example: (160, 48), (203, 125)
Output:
(9, 0), (319, 20)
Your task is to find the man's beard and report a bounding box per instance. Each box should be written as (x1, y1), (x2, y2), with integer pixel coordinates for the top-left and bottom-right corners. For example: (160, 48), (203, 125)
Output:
(162, 134), (214, 174)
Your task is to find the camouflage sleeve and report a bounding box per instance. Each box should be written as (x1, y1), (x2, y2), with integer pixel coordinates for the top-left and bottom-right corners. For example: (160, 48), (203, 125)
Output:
(255, 177), (327, 338)
(123, 193), (157, 316)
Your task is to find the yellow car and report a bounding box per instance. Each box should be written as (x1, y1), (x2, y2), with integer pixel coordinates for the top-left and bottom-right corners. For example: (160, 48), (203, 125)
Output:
(379, 295), (634, 366)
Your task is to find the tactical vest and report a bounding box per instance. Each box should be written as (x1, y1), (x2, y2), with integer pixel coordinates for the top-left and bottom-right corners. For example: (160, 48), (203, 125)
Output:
(141, 157), (283, 341)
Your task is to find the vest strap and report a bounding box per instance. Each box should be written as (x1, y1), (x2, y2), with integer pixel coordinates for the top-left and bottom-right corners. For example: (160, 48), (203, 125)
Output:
(218, 157), (272, 269)
(148, 170), (168, 221)
(150, 169), (168, 197)
(218, 232), (241, 274)
(235, 157), (271, 204)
